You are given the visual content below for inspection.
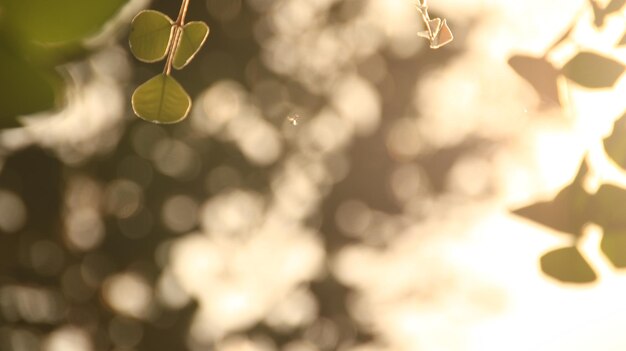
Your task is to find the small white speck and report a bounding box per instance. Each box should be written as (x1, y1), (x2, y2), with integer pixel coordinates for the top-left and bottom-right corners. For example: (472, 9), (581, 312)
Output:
(287, 114), (300, 126)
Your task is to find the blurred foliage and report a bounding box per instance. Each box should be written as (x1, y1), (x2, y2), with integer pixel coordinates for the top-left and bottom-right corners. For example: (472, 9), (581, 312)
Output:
(540, 246), (597, 283)
(604, 113), (626, 168)
(513, 162), (589, 237)
(3, 0), (626, 349)
(591, 0), (626, 27)
(0, 47), (62, 128)
(1, 0), (126, 44)
(0, 0), (128, 127)
(507, 54), (561, 108)
(513, 119), (626, 282)
(561, 51), (625, 88)
(517, 168), (626, 282)
(0, 0), (469, 349)
(510, 1), (626, 284)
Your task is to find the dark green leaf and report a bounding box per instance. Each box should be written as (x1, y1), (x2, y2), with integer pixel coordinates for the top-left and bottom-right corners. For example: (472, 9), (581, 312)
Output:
(173, 21), (209, 70)
(601, 230), (626, 268)
(540, 246), (597, 283)
(561, 51), (625, 88)
(129, 10), (174, 63)
(132, 74), (191, 124)
(508, 54), (561, 108)
(603, 113), (626, 169)
(0, 48), (63, 128)
(512, 161), (589, 235)
(1, 0), (127, 44)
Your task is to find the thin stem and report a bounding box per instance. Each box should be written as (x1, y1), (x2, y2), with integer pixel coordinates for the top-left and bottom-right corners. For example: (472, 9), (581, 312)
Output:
(176, 0), (191, 25)
(416, 1), (433, 39)
(163, 27), (182, 75)
(163, 0), (191, 75)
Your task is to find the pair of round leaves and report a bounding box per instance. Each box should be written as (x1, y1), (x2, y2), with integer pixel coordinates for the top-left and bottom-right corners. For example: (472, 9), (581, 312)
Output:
(129, 10), (209, 123)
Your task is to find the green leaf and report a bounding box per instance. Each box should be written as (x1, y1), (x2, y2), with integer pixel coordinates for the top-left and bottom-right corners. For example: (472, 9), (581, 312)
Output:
(132, 74), (191, 124)
(589, 185), (626, 230)
(1, 0), (127, 44)
(601, 231), (626, 268)
(603, 113), (626, 170)
(512, 161), (590, 236)
(173, 21), (209, 70)
(540, 246), (597, 283)
(0, 47), (63, 128)
(561, 51), (625, 88)
(508, 54), (560, 108)
(129, 10), (174, 63)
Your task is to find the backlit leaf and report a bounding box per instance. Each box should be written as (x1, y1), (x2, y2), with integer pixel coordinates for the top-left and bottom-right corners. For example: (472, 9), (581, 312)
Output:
(129, 10), (174, 63)
(540, 246), (597, 283)
(592, 0), (626, 27)
(592, 0), (606, 27)
(173, 21), (209, 70)
(605, 0), (626, 16)
(589, 184), (626, 230)
(601, 231), (626, 268)
(508, 54), (561, 108)
(603, 113), (626, 170)
(561, 51), (625, 88)
(132, 74), (191, 124)
(619, 32), (626, 46)
(512, 161), (589, 235)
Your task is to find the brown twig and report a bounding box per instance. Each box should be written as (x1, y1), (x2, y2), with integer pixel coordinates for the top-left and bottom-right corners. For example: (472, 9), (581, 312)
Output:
(163, 0), (190, 75)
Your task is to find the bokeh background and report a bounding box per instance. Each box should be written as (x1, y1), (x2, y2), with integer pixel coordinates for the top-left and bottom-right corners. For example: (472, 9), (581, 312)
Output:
(3, 0), (626, 350)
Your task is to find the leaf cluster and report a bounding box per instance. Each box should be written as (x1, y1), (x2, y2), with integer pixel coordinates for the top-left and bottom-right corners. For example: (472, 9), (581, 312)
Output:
(129, 9), (209, 124)
(514, 114), (626, 283)
(509, 1), (626, 283)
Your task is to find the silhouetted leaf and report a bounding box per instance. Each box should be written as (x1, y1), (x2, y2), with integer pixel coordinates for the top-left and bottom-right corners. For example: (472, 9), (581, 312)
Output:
(587, 184), (626, 269)
(603, 113), (626, 169)
(508, 55), (560, 108)
(591, 0), (606, 27)
(605, 0), (626, 15)
(589, 184), (626, 230)
(173, 21), (209, 70)
(132, 74), (191, 124)
(592, 0), (626, 27)
(129, 10), (174, 63)
(601, 230), (626, 268)
(513, 161), (589, 235)
(561, 51), (625, 88)
(619, 32), (626, 46)
(540, 246), (597, 283)
(0, 48), (62, 128)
